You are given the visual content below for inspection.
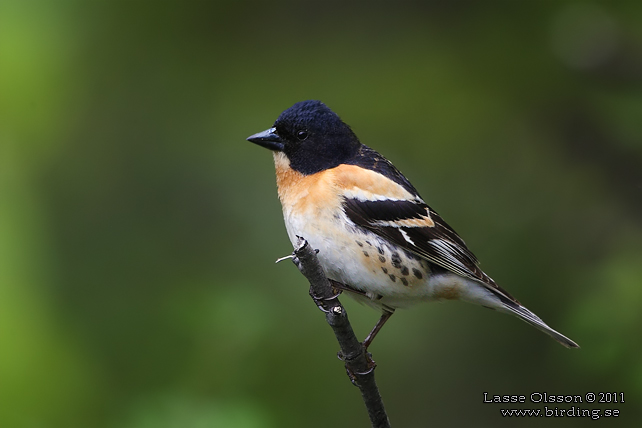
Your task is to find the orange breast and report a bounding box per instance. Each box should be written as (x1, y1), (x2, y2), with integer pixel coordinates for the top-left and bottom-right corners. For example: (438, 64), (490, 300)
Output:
(273, 152), (341, 216)
(274, 154), (420, 217)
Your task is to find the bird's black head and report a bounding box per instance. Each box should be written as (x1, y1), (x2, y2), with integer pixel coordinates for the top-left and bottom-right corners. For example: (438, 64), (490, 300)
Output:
(247, 100), (361, 175)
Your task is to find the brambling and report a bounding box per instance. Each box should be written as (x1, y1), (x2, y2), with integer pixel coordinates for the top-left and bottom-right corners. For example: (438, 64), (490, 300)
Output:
(247, 100), (579, 349)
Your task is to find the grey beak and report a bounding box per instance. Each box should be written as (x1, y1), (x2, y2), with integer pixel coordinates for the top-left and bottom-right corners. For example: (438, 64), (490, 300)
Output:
(246, 127), (284, 151)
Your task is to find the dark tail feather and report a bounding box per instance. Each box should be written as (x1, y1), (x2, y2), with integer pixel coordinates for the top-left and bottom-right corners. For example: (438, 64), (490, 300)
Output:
(487, 289), (579, 348)
(500, 300), (579, 348)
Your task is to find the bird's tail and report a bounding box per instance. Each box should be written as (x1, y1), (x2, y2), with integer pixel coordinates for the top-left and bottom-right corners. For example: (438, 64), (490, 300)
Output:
(497, 298), (579, 348)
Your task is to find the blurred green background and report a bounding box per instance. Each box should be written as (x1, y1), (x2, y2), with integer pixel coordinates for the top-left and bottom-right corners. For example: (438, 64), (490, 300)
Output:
(1, 1), (641, 427)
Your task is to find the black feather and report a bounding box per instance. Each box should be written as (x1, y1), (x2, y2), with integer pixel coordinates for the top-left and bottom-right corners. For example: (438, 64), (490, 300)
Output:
(342, 196), (519, 302)
(347, 145), (419, 197)
(343, 198), (428, 223)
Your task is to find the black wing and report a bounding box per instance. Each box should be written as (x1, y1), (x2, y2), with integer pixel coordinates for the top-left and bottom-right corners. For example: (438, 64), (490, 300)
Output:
(343, 196), (518, 302)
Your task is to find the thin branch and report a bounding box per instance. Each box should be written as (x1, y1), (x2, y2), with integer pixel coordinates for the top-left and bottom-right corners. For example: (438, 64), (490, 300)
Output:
(291, 236), (391, 428)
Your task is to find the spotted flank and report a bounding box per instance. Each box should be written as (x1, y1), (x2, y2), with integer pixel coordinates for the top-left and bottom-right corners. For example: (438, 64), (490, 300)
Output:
(352, 236), (428, 292)
(342, 181), (495, 286)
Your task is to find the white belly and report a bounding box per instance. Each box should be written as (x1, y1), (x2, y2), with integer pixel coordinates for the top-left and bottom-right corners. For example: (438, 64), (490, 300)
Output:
(283, 207), (440, 308)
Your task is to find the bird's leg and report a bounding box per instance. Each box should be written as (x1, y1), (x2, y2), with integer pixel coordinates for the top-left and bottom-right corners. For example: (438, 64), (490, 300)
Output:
(362, 310), (394, 350)
(309, 279), (344, 307)
(328, 279), (367, 296)
(327, 279), (347, 299)
(311, 278), (371, 304)
(308, 279), (348, 314)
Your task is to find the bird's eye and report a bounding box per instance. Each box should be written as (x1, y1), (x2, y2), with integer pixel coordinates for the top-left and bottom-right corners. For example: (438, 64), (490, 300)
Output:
(297, 130), (308, 140)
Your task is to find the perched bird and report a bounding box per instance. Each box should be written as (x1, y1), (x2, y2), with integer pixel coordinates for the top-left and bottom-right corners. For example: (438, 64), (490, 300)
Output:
(247, 100), (579, 349)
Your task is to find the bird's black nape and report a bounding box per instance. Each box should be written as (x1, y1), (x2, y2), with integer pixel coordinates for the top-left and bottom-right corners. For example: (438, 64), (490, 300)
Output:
(272, 100), (362, 175)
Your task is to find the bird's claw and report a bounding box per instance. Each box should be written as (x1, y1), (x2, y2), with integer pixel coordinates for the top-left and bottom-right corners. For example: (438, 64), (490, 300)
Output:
(309, 287), (342, 312)
(338, 349), (376, 386)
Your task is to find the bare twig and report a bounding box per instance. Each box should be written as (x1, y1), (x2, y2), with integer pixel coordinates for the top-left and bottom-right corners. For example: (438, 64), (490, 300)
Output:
(291, 236), (391, 428)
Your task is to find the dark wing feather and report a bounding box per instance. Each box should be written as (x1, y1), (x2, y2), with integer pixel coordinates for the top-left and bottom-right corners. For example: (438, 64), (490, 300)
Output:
(346, 145), (420, 196)
(343, 197), (518, 302)
(343, 199), (429, 223)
